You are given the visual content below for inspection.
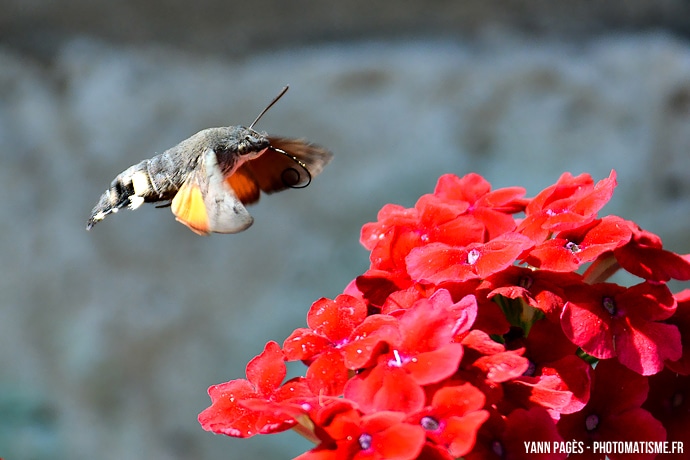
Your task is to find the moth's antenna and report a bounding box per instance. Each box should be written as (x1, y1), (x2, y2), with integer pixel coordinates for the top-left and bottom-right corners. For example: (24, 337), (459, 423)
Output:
(250, 85), (313, 189)
(249, 85), (289, 129)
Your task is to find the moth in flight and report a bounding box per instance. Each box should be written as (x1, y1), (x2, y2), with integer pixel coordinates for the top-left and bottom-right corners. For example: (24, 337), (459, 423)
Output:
(86, 86), (332, 235)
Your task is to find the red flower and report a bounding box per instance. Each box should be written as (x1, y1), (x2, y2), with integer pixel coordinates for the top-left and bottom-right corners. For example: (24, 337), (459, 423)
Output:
(506, 354), (592, 418)
(461, 330), (530, 384)
(386, 290), (471, 379)
(518, 170), (617, 243)
(360, 173), (528, 282)
(426, 173), (527, 240)
(349, 269), (407, 311)
(407, 383), (489, 458)
(558, 360), (666, 460)
(344, 290), (474, 413)
(614, 221), (690, 282)
(482, 266), (582, 320)
(361, 204), (422, 279)
(283, 295), (398, 395)
(199, 170), (690, 459)
(561, 281), (681, 375)
(344, 364), (427, 414)
(456, 330), (530, 410)
(503, 319), (591, 417)
(414, 194), (488, 247)
(522, 216), (632, 272)
(198, 341), (313, 437)
(405, 232), (534, 284)
(297, 403), (426, 460)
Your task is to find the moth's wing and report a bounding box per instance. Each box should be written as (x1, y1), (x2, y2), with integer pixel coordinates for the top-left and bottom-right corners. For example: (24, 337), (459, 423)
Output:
(225, 164), (261, 205)
(170, 174), (209, 235)
(171, 149), (254, 235)
(242, 137), (333, 194)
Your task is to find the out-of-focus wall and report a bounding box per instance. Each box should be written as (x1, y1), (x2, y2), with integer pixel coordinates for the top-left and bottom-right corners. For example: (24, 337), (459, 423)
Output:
(3, 1), (690, 55)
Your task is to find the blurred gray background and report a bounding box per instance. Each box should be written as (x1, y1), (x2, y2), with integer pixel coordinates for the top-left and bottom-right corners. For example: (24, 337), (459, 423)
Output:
(2, 1), (690, 459)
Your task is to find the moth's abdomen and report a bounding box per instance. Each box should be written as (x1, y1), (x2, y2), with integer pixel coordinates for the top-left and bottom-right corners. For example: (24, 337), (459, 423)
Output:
(86, 152), (186, 230)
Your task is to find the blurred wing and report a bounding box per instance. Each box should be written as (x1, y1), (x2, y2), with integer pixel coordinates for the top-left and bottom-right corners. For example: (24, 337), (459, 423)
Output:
(171, 173), (210, 235)
(242, 137), (333, 195)
(171, 149), (254, 235)
(226, 164), (262, 205)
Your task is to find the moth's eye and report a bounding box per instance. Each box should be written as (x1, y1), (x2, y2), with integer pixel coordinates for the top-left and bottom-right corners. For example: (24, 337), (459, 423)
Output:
(214, 145), (228, 155)
(238, 140), (254, 155)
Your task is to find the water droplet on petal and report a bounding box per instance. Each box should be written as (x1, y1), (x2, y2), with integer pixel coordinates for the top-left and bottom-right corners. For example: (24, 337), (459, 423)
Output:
(467, 249), (481, 265)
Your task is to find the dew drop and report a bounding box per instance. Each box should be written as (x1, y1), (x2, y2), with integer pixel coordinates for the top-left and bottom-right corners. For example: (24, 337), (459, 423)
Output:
(467, 249), (481, 265)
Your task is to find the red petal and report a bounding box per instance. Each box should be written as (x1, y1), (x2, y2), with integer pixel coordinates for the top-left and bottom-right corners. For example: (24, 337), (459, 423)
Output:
(344, 365), (425, 414)
(429, 213), (488, 247)
(398, 289), (474, 351)
(561, 298), (616, 359)
(443, 411), (490, 457)
(472, 233), (534, 278)
(523, 238), (581, 272)
(406, 233), (533, 284)
(461, 329), (506, 355)
(431, 383), (487, 416)
(343, 314), (400, 369)
(198, 379), (260, 437)
(370, 422), (426, 460)
(614, 319), (682, 375)
(306, 350), (349, 396)
(507, 355), (592, 415)
(406, 242), (478, 283)
(272, 377), (314, 402)
(403, 343), (462, 385)
(614, 222), (690, 282)
(283, 328), (333, 361)
(520, 171), (617, 241)
(433, 173), (491, 203)
(404, 344), (464, 385)
(360, 204), (418, 251)
(476, 186), (527, 210)
(474, 350), (530, 383)
(617, 281), (676, 321)
(354, 270), (403, 308)
(307, 295), (368, 343)
(246, 341), (286, 396)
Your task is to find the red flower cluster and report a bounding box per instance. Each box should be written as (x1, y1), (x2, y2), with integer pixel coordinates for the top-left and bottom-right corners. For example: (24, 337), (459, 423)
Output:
(199, 171), (690, 459)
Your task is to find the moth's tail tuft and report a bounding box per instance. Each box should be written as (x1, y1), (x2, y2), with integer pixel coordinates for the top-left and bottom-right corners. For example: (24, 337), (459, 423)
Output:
(86, 188), (125, 230)
(86, 154), (185, 231)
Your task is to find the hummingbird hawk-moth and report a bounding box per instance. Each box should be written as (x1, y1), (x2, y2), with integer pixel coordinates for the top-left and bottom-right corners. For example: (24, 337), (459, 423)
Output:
(86, 87), (333, 235)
